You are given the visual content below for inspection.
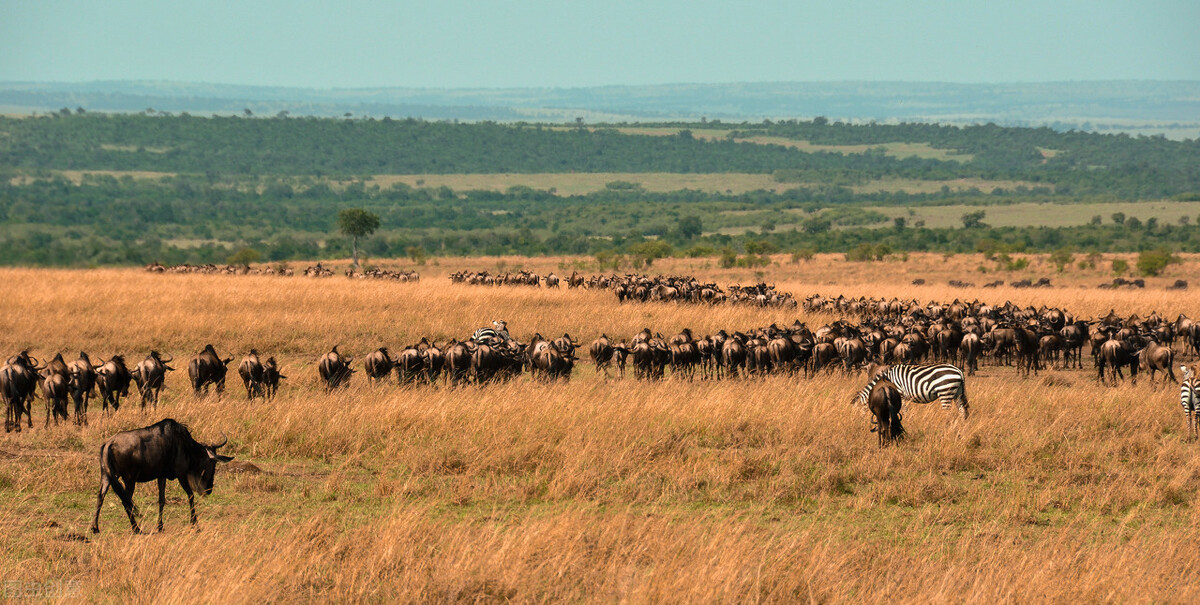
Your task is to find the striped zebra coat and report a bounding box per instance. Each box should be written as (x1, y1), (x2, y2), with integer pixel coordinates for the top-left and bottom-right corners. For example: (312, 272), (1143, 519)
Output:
(471, 321), (511, 344)
(854, 363), (969, 420)
(1180, 365), (1199, 439)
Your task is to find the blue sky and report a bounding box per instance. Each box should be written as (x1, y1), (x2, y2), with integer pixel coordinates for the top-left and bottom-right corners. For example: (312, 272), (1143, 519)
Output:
(2, 0), (1197, 88)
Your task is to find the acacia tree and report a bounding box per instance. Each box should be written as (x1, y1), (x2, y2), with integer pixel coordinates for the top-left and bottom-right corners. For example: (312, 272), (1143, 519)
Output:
(337, 208), (380, 270)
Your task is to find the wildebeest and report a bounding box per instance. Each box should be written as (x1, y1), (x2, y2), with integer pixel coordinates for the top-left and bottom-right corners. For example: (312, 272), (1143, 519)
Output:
(867, 379), (905, 447)
(261, 356), (285, 398)
(237, 350), (266, 399)
(40, 370), (69, 427)
(1097, 336), (1141, 385)
(188, 345), (234, 396)
(364, 347), (397, 384)
(90, 419), (233, 534)
(96, 355), (133, 411)
(132, 351), (173, 408)
(1140, 338), (1177, 385)
(68, 351), (100, 425)
(318, 345), (354, 390)
(2, 351), (41, 431)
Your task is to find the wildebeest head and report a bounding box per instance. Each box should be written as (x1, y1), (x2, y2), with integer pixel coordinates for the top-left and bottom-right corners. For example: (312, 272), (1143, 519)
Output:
(189, 433), (234, 496)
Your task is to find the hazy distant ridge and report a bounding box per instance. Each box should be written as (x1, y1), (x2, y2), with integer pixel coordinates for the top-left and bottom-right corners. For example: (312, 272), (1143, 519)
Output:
(2, 80), (1198, 134)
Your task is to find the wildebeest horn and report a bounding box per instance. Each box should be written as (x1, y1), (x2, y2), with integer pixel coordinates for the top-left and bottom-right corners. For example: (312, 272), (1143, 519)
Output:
(212, 433), (228, 449)
(160, 352), (173, 363)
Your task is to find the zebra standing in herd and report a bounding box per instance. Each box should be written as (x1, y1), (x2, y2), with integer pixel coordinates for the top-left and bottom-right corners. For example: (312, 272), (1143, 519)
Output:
(854, 363), (970, 420)
(1180, 365), (1199, 439)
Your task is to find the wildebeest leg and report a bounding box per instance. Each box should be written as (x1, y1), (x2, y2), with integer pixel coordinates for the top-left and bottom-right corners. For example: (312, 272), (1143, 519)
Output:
(110, 477), (141, 534)
(179, 480), (198, 525)
(157, 477), (167, 531)
(91, 473), (113, 533)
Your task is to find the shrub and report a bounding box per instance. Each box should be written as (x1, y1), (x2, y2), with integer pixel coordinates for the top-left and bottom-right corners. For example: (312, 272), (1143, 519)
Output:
(1136, 249), (1177, 277)
(1111, 259), (1129, 276)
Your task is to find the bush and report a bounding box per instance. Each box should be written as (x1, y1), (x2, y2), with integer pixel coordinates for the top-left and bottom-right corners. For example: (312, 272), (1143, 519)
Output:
(1111, 259), (1129, 276)
(629, 240), (672, 267)
(1049, 248), (1074, 272)
(227, 247), (261, 265)
(845, 243), (890, 262)
(683, 244), (716, 258)
(718, 247), (737, 268)
(791, 248), (816, 263)
(1136, 249), (1177, 277)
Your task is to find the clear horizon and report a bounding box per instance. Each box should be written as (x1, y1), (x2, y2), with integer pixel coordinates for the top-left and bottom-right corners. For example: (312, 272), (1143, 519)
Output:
(2, 0), (1197, 89)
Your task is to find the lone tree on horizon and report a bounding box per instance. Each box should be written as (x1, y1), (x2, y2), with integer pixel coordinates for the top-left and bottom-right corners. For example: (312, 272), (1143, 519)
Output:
(337, 208), (380, 270)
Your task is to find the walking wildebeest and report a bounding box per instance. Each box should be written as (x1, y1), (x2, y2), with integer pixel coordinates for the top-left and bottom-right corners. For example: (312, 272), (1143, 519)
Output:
(261, 357), (285, 398)
(96, 355), (133, 411)
(68, 351), (100, 425)
(188, 345), (233, 396)
(2, 351), (41, 431)
(237, 350), (266, 399)
(132, 351), (173, 408)
(318, 345), (355, 390)
(364, 347), (397, 384)
(90, 419), (233, 534)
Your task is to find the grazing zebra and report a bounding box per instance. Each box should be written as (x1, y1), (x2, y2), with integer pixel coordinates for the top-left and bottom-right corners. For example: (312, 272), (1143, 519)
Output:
(1180, 365), (1199, 440)
(471, 320), (511, 344)
(853, 363), (969, 420)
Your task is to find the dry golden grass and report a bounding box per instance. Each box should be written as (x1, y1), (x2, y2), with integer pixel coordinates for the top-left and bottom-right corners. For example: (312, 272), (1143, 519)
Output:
(3, 255), (1200, 602)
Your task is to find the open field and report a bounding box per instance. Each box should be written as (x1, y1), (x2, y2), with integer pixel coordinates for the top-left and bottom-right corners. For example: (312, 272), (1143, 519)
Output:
(556, 127), (976, 161)
(3, 256), (1200, 602)
(715, 200), (1200, 234)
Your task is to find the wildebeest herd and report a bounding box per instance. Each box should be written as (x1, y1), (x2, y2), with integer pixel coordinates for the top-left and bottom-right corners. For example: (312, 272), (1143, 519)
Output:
(451, 270), (798, 307)
(14, 270), (1200, 536)
(145, 261), (419, 282)
(1, 346), (284, 432)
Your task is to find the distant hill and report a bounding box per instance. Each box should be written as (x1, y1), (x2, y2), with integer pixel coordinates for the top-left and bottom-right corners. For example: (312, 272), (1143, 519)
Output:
(2, 80), (1198, 138)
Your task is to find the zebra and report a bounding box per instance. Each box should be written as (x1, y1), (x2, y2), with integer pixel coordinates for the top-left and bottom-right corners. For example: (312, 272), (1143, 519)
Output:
(471, 320), (511, 344)
(1180, 365), (1199, 440)
(853, 363), (969, 420)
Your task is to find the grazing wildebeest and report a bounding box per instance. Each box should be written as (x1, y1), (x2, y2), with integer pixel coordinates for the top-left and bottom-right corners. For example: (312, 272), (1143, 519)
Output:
(364, 347), (398, 384)
(68, 351), (100, 425)
(132, 351), (173, 409)
(90, 419), (233, 534)
(866, 379), (905, 447)
(262, 357), (285, 398)
(237, 350), (266, 399)
(96, 355), (133, 411)
(2, 351), (41, 431)
(188, 345), (233, 396)
(318, 346), (355, 390)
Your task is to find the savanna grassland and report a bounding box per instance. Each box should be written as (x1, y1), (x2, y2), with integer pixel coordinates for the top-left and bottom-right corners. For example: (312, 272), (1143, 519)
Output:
(3, 254), (1200, 603)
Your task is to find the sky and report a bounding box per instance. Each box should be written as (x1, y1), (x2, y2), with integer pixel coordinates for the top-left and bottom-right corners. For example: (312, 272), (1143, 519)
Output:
(2, 0), (1197, 89)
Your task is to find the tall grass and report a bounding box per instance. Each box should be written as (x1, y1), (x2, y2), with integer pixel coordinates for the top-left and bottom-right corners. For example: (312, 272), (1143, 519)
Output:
(2, 259), (1200, 602)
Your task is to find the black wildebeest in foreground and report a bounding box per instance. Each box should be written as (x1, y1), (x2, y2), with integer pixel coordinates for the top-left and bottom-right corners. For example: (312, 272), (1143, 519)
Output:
(189, 345), (234, 396)
(866, 378), (905, 447)
(90, 418), (233, 534)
